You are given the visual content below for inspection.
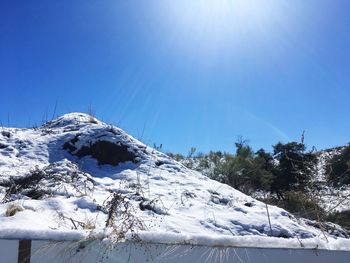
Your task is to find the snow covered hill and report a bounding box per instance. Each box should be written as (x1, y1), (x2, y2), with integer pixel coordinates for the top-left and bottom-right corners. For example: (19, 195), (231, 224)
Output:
(0, 113), (348, 245)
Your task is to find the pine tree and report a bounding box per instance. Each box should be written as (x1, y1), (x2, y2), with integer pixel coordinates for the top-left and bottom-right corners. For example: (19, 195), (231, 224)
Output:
(271, 142), (316, 199)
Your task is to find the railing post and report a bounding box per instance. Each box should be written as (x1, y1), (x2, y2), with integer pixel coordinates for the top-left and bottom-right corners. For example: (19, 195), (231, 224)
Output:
(18, 240), (31, 263)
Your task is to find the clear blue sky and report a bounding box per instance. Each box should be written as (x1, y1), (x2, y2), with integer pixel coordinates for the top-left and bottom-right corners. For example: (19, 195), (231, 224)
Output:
(1, 0), (350, 154)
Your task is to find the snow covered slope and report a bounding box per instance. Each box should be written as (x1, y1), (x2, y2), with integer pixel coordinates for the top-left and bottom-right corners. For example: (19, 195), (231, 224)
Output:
(313, 149), (350, 212)
(0, 113), (348, 245)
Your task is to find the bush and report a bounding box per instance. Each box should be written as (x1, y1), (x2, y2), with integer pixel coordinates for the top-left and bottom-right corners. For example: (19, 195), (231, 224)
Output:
(261, 191), (323, 221)
(213, 142), (273, 194)
(104, 193), (145, 240)
(326, 210), (350, 230)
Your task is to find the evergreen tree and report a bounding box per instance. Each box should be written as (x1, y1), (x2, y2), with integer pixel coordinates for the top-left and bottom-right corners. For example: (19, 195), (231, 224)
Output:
(254, 149), (274, 191)
(271, 142), (316, 199)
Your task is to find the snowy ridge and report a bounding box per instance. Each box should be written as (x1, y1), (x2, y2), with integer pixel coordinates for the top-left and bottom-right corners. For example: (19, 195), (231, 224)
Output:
(0, 113), (349, 249)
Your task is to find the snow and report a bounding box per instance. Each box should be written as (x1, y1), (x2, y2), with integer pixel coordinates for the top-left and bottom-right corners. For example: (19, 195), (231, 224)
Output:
(0, 112), (349, 250)
(313, 150), (350, 212)
(135, 231), (350, 251)
(0, 228), (88, 241)
(0, 228), (349, 251)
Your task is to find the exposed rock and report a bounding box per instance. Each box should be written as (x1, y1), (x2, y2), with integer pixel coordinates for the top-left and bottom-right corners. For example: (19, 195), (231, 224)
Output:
(76, 140), (137, 165)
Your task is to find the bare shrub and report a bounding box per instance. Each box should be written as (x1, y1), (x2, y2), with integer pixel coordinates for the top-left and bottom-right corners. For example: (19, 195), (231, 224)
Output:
(87, 104), (98, 124)
(1, 162), (94, 202)
(58, 213), (96, 230)
(104, 193), (146, 241)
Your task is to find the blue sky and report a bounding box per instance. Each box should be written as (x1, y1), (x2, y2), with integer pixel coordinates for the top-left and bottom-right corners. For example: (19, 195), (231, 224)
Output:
(1, 0), (350, 154)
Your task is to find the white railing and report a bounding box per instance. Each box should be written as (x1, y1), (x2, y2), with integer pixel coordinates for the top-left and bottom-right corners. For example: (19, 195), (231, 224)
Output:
(1, 237), (350, 263)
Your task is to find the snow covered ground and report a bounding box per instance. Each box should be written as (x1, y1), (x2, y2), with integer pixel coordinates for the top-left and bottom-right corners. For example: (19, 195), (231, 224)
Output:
(0, 113), (349, 251)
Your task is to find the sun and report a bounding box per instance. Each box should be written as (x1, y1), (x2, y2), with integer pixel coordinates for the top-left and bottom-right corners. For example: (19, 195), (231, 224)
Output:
(154, 0), (291, 56)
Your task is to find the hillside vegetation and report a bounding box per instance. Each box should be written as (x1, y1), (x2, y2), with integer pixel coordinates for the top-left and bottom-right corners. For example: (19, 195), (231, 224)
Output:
(169, 140), (350, 230)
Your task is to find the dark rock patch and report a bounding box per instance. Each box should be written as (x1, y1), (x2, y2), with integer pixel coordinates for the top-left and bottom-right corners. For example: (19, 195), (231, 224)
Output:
(64, 134), (137, 166)
(63, 142), (77, 152)
(75, 140), (137, 166)
(211, 195), (230, 205)
(63, 134), (80, 152)
(139, 199), (168, 215)
(1, 131), (11, 138)
(155, 160), (164, 166)
(244, 202), (253, 207)
(0, 142), (8, 149)
(182, 191), (196, 198)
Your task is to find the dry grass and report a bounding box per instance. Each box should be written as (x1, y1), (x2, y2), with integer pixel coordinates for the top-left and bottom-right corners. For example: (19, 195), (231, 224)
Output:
(5, 203), (24, 217)
(105, 193), (146, 241)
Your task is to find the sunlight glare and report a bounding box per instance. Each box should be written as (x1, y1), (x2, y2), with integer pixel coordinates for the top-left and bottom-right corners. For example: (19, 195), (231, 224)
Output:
(157, 0), (291, 56)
